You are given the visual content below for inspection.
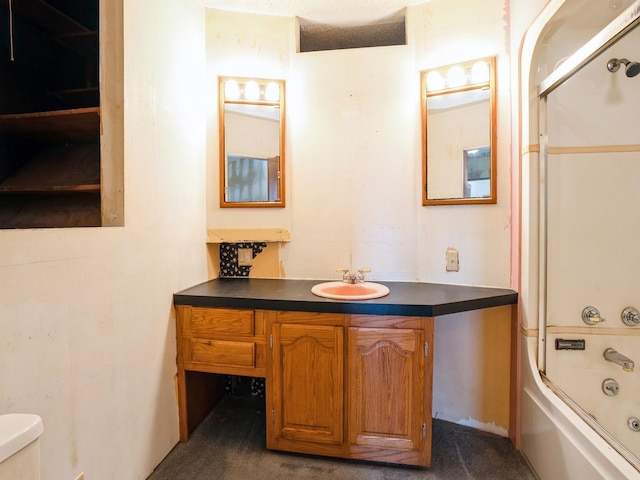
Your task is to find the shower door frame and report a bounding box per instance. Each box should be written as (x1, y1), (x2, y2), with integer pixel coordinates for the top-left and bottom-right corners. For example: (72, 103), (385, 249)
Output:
(535, 0), (640, 470)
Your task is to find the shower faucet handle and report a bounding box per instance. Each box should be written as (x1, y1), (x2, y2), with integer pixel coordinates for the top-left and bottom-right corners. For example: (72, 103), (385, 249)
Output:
(621, 307), (640, 327)
(582, 306), (605, 325)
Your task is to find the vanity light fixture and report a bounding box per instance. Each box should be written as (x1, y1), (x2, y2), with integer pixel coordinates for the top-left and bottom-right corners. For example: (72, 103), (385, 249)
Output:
(425, 58), (492, 93)
(223, 78), (281, 103)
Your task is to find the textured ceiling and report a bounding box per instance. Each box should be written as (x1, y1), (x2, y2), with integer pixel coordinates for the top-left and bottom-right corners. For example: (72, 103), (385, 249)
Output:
(203, 0), (431, 24)
(203, 0), (632, 30)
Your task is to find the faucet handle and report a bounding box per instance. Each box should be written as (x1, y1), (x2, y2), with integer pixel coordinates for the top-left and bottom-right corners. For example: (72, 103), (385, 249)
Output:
(356, 268), (371, 283)
(336, 268), (350, 282)
(582, 306), (605, 325)
(622, 307), (640, 327)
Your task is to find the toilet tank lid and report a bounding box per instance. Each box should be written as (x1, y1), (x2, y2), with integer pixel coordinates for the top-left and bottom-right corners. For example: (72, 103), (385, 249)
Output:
(0, 414), (44, 464)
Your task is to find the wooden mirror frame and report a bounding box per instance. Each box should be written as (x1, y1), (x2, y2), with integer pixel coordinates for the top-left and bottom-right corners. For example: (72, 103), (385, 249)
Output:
(421, 57), (497, 206)
(219, 76), (286, 208)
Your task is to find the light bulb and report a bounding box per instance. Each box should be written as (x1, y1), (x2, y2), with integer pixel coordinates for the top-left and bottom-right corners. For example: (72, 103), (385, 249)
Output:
(224, 80), (240, 100)
(471, 61), (489, 84)
(426, 71), (444, 91)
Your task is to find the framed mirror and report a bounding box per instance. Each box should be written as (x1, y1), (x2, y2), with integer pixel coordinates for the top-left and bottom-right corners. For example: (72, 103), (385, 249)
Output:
(421, 57), (496, 205)
(219, 77), (285, 207)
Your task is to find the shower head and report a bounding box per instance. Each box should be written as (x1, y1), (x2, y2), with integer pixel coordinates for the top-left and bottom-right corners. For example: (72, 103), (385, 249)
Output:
(607, 57), (640, 77)
(625, 61), (640, 77)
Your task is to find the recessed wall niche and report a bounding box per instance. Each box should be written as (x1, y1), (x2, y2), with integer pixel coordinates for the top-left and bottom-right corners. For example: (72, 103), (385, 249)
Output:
(219, 242), (267, 277)
(0, 0), (124, 229)
(298, 12), (406, 52)
(206, 229), (291, 279)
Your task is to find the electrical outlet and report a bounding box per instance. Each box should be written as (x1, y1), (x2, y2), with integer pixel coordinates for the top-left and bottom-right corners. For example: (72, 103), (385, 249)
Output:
(238, 248), (253, 266)
(445, 247), (459, 272)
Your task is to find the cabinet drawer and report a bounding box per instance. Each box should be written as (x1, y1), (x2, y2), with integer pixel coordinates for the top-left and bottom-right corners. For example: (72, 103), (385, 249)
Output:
(188, 307), (255, 337)
(189, 338), (255, 368)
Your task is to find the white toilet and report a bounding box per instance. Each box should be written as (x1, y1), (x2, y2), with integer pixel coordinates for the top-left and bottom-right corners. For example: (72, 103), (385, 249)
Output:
(0, 414), (44, 480)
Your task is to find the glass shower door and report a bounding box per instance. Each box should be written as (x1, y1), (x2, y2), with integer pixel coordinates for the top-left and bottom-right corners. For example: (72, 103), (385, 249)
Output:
(540, 9), (640, 468)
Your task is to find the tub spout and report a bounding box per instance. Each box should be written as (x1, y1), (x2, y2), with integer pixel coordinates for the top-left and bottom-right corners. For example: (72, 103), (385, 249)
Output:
(604, 348), (634, 372)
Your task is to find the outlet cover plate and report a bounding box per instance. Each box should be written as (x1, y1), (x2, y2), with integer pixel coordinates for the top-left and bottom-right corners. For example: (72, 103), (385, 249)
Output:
(446, 248), (459, 272)
(238, 248), (253, 266)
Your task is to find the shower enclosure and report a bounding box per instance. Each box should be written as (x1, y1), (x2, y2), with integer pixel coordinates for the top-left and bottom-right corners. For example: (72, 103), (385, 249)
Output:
(520, 0), (640, 477)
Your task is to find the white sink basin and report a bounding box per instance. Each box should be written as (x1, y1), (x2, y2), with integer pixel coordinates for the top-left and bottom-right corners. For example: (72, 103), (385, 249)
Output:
(311, 281), (390, 301)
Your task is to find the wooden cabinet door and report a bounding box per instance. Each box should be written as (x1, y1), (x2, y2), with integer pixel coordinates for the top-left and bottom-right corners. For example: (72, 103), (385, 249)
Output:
(270, 322), (344, 446)
(348, 327), (425, 452)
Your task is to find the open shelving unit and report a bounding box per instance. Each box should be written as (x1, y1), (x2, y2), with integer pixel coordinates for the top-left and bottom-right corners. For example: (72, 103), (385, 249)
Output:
(0, 0), (101, 228)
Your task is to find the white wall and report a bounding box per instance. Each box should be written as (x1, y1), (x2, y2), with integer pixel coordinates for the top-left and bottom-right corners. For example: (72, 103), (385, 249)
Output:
(207, 0), (515, 431)
(0, 1), (207, 479)
(207, 0), (512, 286)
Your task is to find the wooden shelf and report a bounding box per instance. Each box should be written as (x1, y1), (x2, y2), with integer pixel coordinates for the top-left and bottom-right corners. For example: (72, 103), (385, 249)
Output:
(58, 30), (99, 57)
(0, 0), (91, 35)
(0, 184), (100, 194)
(207, 228), (292, 243)
(0, 142), (100, 194)
(0, 193), (101, 229)
(49, 88), (100, 108)
(0, 107), (100, 143)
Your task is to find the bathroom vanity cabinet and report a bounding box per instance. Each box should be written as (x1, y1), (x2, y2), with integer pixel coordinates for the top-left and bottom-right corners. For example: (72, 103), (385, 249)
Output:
(347, 314), (432, 466)
(175, 306), (267, 438)
(266, 311), (433, 466)
(176, 306), (433, 465)
(268, 312), (345, 455)
(177, 306), (267, 378)
(173, 278), (517, 468)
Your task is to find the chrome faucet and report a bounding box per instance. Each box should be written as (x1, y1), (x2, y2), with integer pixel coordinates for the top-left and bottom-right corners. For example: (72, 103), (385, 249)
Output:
(621, 307), (640, 327)
(604, 348), (635, 372)
(337, 268), (371, 284)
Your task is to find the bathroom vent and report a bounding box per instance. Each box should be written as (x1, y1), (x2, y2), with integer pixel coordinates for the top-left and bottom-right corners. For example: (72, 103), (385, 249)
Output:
(298, 15), (406, 53)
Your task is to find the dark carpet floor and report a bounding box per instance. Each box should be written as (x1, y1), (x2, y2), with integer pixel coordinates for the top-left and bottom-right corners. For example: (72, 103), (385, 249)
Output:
(147, 395), (536, 480)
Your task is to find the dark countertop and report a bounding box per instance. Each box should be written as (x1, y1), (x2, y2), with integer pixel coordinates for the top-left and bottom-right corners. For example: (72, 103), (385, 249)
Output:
(173, 278), (518, 317)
